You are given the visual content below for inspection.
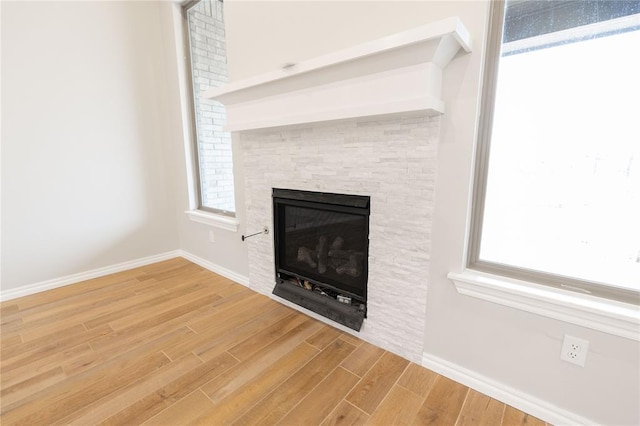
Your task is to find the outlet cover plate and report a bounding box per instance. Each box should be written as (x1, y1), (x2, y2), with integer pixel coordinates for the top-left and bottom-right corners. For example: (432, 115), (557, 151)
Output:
(560, 334), (589, 367)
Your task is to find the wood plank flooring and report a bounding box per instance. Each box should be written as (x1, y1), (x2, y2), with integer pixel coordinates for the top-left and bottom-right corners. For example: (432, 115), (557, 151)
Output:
(0, 258), (548, 425)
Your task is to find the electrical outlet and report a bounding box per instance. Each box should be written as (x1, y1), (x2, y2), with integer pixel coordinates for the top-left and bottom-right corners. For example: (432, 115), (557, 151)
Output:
(208, 231), (215, 243)
(560, 334), (589, 367)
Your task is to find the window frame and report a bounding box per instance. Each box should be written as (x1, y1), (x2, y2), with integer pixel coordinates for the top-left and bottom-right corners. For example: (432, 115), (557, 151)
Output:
(467, 0), (640, 306)
(182, 0), (236, 218)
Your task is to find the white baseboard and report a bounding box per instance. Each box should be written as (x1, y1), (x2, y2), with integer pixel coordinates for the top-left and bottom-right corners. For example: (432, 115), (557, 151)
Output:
(177, 250), (249, 286)
(0, 250), (251, 303)
(421, 352), (593, 426)
(0, 251), (182, 302)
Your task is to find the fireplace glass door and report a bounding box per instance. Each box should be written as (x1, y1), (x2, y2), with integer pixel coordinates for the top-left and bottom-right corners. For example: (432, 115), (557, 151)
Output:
(273, 189), (369, 302)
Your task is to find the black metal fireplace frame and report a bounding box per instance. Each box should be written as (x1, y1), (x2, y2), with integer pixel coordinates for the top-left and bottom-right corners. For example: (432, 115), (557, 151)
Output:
(272, 188), (370, 331)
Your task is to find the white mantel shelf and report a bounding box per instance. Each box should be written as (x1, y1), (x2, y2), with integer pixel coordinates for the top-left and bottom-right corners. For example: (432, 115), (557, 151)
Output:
(204, 17), (472, 132)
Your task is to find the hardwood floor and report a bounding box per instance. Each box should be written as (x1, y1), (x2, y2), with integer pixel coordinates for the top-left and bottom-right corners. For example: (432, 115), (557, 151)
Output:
(0, 258), (547, 425)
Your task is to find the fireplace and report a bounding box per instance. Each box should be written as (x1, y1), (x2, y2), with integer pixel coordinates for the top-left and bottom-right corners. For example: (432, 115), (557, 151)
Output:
(207, 16), (470, 360)
(272, 188), (370, 331)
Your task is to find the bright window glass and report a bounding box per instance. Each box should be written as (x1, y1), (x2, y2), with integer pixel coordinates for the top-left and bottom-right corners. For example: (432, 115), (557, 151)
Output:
(474, 1), (640, 300)
(185, 0), (235, 215)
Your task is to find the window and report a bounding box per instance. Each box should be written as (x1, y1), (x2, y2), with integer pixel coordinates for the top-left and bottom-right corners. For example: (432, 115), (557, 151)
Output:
(470, 0), (640, 304)
(184, 0), (235, 216)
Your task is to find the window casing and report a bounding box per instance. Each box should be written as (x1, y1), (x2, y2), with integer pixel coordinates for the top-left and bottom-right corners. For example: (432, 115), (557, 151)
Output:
(183, 0), (236, 217)
(469, 0), (640, 305)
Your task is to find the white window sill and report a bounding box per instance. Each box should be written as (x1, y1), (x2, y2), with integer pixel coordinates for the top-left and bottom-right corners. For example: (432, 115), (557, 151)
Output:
(185, 210), (239, 232)
(448, 270), (640, 341)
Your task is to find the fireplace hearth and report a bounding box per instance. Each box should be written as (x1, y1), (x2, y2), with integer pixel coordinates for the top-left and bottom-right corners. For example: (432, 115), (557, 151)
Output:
(272, 188), (370, 331)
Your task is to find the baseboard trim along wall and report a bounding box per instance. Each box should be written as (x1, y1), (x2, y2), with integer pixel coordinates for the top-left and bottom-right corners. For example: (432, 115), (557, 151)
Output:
(0, 251), (182, 302)
(421, 352), (592, 426)
(177, 250), (250, 287)
(0, 250), (250, 302)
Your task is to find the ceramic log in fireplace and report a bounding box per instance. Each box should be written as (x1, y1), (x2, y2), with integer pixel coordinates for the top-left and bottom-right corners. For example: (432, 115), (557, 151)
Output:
(272, 188), (370, 331)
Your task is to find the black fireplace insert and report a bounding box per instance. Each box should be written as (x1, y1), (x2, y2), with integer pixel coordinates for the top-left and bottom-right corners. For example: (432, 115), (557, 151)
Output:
(272, 188), (370, 331)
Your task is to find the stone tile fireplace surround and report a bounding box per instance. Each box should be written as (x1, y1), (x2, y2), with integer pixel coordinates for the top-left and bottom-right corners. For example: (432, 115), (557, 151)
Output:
(206, 18), (471, 362)
(241, 114), (440, 362)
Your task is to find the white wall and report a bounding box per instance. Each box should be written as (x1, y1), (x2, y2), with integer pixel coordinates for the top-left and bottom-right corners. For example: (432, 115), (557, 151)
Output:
(1, 1), (179, 291)
(222, 1), (640, 424)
